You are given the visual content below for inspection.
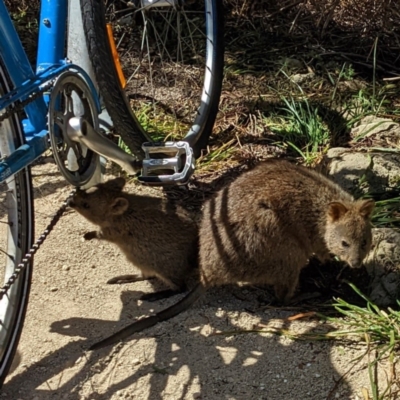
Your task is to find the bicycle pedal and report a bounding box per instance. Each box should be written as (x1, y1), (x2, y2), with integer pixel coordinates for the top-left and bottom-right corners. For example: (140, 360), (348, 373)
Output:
(138, 141), (195, 186)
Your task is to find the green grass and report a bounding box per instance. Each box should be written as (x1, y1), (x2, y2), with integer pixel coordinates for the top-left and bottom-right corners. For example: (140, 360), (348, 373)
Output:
(263, 96), (331, 165)
(340, 63), (356, 81)
(118, 102), (190, 153)
(370, 197), (400, 228)
(341, 84), (400, 137)
(132, 103), (188, 143)
(324, 283), (400, 400)
(197, 138), (237, 169)
(324, 283), (400, 345)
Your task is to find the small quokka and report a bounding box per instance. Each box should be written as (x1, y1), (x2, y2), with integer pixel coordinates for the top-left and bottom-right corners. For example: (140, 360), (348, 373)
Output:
(68, 177), (198, 301)
(89, 159), (375, 350)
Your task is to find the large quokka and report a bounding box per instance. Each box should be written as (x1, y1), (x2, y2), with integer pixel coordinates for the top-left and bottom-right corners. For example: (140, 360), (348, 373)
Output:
(89, 159), (375, 350)
(68, 177), (198, 302)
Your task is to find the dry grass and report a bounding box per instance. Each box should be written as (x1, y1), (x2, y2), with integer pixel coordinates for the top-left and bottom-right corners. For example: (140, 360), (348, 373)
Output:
(199, 0), (400, 172)
(4, 0), (400, 187)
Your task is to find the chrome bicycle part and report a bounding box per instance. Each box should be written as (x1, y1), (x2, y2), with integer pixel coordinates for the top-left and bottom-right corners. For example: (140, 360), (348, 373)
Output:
(67, 117), (142, 175)
(48, 71), (99, 186)
(139, 141), (195, 185)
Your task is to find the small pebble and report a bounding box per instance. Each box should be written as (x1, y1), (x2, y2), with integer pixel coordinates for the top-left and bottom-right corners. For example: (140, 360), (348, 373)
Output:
(50, 287), (58, 292)
(62, 265), (70, 271)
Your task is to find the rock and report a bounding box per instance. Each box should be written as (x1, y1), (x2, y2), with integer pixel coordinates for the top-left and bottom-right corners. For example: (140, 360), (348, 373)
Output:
(337, 79), (367, 92)
(290, 72), (315, 84)
(321, 138), (400, 306)
(324, 148), (370, 194)
(364, 228), (400, 307)
(350, 116), (400, 143)
(323, 147), (400, 196)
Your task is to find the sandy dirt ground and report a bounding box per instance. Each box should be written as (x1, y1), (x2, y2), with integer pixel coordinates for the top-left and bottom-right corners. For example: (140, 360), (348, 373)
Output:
(2, 160), (397, 400)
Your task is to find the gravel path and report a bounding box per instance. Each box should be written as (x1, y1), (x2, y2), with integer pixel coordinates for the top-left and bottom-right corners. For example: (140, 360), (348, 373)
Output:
(2, 161), (395, 400)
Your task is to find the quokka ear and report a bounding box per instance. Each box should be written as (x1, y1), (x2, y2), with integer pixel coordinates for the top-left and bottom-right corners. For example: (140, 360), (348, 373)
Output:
(358, 199), (375, 218)
(109, 197), (129, 215)
(105, 177), (126, 191)
(327, 202), (349, 222)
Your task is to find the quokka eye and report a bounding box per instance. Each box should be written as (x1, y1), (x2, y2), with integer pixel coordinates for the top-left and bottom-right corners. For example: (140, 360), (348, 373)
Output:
(82, 202), (90, 209)
(341, 240), (349, 248)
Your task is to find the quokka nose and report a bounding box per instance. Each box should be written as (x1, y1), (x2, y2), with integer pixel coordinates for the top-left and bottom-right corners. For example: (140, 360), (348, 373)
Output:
(349, 258), (363, 268)
(67, 198), (75, 207)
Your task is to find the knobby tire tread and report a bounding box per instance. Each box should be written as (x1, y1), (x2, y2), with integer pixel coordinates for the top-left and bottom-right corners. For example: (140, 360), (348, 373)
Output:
(81, 0), (151, 159)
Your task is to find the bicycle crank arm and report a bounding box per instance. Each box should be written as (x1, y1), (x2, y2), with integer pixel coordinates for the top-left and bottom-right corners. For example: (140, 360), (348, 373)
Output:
(67, 117), (142, 175)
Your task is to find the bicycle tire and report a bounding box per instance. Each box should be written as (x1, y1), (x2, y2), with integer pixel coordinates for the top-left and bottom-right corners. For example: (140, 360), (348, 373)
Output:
(0, 66), (34, 387)
(81, 0), (151, 159)
(81, 0), (224, 159)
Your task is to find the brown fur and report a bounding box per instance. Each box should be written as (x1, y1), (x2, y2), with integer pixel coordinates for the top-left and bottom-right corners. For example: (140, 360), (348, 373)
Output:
(89, 159), (375, 350)
(68, 177), (198, 295)
(198, 159), (374, 303)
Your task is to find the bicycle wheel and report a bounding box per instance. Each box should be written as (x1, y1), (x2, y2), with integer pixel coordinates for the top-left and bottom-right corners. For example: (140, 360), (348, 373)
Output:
(81, 0), (224, 159)
(0, 65), (34, 387)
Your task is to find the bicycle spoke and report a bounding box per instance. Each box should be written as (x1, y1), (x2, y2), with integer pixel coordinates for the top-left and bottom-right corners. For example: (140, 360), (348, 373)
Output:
(101, 0), (223, 150)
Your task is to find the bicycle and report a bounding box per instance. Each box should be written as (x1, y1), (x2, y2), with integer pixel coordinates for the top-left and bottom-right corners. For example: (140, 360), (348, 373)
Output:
(83, 0), (224, 163)
(0, 0), (224, 387)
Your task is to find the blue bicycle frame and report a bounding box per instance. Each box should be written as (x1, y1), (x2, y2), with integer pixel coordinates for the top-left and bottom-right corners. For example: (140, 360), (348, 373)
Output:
(0, 0), (100, 183)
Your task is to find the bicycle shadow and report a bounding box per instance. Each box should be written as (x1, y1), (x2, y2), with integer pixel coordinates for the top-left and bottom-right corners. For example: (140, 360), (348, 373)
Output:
(4, 285), (354, 400)
(2, 162), (376, 398)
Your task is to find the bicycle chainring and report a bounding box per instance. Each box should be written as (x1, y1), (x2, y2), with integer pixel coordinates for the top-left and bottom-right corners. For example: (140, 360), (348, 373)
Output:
(48, 71), (99, 187)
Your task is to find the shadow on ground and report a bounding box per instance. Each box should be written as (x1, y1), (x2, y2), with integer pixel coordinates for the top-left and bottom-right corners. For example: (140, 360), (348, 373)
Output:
(4, 284), (354, 399)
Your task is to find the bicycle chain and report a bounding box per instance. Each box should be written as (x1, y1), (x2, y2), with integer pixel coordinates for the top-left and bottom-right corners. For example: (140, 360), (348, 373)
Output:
(0, 190), (76, 301)
(0, 78), (73, 300)
(0, 80), (54, 123)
